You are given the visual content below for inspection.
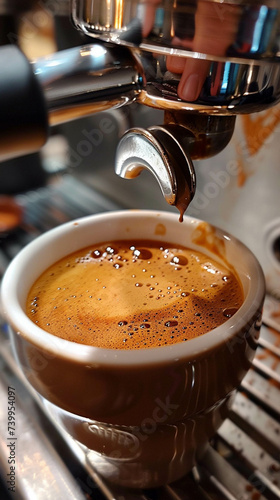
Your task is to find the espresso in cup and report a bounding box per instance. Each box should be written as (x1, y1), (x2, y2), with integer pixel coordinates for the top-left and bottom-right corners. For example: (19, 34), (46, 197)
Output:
(26, 239), (243, 349)
(1, 211), (265, 488)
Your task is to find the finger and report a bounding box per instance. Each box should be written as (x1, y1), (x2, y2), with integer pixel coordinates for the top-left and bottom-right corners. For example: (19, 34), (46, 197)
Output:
(177, 59), (210, 101)
(140, 0), (162, 37)
(177, 0), (241, 101)
(166, 37), (193, 74)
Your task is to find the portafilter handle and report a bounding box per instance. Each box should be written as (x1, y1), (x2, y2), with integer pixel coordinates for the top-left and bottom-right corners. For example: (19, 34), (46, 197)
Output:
(0, 43), (143, 161)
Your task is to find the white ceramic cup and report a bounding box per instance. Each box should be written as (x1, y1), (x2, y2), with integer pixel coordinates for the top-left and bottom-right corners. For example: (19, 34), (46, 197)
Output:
(1, 210), (265, 488)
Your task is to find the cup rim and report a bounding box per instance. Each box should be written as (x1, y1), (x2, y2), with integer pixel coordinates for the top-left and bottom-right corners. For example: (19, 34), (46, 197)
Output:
(1, 209), (265, 366)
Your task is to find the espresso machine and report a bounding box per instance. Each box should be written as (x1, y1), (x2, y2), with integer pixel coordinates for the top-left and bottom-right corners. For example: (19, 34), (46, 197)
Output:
(1, 0), (280, 207)
(0, 1), (280, 499)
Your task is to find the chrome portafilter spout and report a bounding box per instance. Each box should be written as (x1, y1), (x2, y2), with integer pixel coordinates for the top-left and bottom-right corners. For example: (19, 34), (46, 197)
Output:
(116, 113), (236, 218)
(115, 124), (197, 222)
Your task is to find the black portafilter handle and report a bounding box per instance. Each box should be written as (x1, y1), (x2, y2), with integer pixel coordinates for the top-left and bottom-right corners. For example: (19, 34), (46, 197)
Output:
(0, 45), (48, 162)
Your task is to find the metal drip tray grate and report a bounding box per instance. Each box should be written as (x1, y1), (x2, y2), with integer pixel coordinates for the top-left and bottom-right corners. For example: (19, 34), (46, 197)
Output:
(0, 175), (279, 500)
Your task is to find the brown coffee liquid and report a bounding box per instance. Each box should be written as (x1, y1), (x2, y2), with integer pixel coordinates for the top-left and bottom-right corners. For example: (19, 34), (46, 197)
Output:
(26, 239), (243, 349)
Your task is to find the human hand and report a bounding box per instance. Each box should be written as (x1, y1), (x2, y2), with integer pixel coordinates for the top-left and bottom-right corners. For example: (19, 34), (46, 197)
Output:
(166, 1), (241, 101)
(141, 0), (241, 102)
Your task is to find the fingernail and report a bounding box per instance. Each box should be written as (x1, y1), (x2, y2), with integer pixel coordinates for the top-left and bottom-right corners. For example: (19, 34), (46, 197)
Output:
(178, 73), (201, 102)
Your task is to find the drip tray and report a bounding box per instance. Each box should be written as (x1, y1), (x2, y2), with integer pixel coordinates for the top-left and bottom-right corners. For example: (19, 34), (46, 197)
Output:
(0, 175), (279, 500)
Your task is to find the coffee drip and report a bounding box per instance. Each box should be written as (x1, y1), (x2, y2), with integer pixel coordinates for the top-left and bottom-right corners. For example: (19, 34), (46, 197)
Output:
(1, 0), (280, 215)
